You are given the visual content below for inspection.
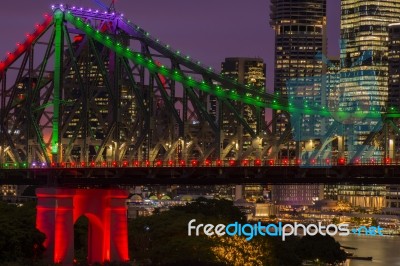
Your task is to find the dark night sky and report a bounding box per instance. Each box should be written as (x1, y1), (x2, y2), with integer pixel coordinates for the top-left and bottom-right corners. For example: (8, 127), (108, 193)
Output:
(0, 0), (340, 91)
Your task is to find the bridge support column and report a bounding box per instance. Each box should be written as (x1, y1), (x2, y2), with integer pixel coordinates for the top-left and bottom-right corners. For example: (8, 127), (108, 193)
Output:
(36, 188), (129, 265)
(36, 188), (75, 264)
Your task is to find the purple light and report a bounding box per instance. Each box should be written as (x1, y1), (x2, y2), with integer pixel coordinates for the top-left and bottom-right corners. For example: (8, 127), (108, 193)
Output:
(41, 162), (46, 167)
(80, 7), (83, 11)
(88, 9), (92, 12)
(72, 6), (76, 9)
(51, 5), (55, 9)
(32, 162), (37, 167)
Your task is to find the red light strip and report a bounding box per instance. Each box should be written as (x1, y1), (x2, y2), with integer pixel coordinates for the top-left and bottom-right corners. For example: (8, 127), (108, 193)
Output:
(7, 158), (400, 169)
(0, 15), (53, 73)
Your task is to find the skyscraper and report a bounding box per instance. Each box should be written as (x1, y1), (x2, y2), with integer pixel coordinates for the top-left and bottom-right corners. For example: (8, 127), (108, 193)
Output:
(270, 0), (327, 136)
(340, 1), (400, 149)
(220, 57), (266, 157)
(388, 23), (400, 159)
(269, 2), (326, 205)
(389, 23), (400, 110)
(220, 58), (266, 202)
(326, 57), (340, 111)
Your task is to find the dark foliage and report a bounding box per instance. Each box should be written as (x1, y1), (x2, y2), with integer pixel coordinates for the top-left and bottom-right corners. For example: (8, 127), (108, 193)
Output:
(128, 198), (243, 265)
(0, 201), (46, 265)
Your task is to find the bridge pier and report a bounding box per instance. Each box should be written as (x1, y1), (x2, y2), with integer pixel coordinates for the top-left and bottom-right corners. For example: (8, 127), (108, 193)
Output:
(36, 188), (129, 265)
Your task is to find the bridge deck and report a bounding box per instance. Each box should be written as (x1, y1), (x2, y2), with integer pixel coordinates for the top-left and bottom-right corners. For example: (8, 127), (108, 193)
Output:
(1, 165), (400, 185)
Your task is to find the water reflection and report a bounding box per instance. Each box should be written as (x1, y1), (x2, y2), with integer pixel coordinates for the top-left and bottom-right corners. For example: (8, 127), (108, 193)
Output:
(335, 235), (400, 265)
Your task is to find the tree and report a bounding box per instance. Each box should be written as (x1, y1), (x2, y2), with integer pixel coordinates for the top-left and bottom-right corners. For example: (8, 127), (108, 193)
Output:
(172, 198), (245, 223)
(129, 209), (219, 265)
(128, 199), (348, 265)
(332, 217), (340, 224)
(262, 236), (302, 266)
(211, 235), (264, 266)
(128, 198), (245, 265)
(0, 201), (46, 265)
(297, 234), (347, 265)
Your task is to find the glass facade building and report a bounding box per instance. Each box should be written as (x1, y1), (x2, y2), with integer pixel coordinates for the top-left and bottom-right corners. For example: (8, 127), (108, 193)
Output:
(389, 23), (400, 109)
(388, 23), (400, 159)
(340, 0), (400, 148)
(270, 0), (327, 136)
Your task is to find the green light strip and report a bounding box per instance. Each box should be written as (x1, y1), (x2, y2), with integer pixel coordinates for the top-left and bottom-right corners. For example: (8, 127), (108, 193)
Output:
(125, 19), (274, 102)
(64, 11), (383, 120)
(52, 10), (63, 156)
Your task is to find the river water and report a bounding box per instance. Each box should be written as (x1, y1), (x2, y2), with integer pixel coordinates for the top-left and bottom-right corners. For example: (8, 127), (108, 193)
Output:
(334, 235), (400, 265)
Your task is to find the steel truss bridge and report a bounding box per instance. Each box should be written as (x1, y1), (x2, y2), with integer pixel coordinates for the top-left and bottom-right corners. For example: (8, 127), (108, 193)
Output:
(1, 5), (400, 184)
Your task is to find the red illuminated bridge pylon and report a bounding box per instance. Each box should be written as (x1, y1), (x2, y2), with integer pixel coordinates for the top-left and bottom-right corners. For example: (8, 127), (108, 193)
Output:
(36, 188), (129, 265)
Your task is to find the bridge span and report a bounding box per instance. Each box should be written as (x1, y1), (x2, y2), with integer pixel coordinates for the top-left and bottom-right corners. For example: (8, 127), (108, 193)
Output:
(2, 162), (400, 185)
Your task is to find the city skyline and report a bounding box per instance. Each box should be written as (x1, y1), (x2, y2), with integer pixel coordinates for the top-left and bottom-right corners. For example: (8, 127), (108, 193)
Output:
(0, 0), (341, 92)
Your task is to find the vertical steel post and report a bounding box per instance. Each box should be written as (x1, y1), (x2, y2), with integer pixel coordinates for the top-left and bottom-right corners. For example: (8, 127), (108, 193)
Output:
(0, 71), (5, 164)
(52, 10), (64, 162)
(27, 46), (34, 164)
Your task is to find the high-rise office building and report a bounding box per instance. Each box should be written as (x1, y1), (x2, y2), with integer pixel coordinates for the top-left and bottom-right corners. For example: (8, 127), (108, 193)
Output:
(389, 23), (400, 110)
(326, 57), (340, 110)
(383, 25), (400, 212)
(388, 23), (400, 159)
(270, 0), (327, 136)
(220, 57), (266, 156)
(219, 58), (266, 202)
(340, 1), (400, 148)
(269, 2), (326, 203)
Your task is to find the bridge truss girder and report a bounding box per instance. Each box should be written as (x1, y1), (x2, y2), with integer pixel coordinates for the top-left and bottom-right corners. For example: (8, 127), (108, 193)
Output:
(1, 6), (400, 166)
(0, 7), (284, 165)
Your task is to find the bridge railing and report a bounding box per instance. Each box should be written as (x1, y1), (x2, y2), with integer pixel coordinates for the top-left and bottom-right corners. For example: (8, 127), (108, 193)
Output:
(0, 158), (399, 169)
